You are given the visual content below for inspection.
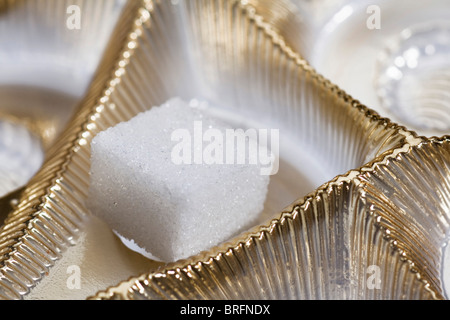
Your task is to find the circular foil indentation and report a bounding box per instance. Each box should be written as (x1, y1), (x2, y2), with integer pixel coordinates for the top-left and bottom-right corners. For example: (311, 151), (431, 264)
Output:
(376, 21), (450, 132)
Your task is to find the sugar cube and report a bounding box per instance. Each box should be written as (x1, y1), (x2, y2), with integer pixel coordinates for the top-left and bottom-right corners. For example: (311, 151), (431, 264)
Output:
(87, 98), (271, 262)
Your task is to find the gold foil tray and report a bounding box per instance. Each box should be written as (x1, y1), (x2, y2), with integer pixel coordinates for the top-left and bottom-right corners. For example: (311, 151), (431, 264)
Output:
(0, 0), (447, 300)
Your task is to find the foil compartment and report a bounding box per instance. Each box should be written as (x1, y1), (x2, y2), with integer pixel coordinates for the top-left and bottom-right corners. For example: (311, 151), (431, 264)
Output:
(0, 0), (141, 299)
(94, 136), (450, 300)
(0, 0), (128, 145)
(0, 0), (127, 198)
(0, 0), (440, 300)
(287, 0), (450, 138)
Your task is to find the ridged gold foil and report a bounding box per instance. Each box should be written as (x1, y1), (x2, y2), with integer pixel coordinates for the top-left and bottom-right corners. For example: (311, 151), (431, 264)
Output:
(0, 0), (143, 299)
(93, 137), (450, 300)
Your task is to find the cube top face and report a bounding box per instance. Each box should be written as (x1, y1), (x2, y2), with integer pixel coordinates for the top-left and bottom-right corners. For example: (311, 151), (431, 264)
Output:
(90, 97), (270, 193)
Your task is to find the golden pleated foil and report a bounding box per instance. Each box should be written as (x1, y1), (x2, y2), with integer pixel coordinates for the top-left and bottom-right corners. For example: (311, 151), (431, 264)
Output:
(93, 137), (450, 300)
(0, 0), (446, 300)
(0, 0), (142, 299)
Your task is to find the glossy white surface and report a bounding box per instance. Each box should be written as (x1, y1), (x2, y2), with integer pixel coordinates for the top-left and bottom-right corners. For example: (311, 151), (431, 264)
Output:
(0, 120), (43, 197)
(443, 240), (450, 299)
(293, 0), (450, 137)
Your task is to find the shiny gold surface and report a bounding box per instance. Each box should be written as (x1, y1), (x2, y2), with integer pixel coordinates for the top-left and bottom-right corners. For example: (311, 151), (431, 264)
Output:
(0, 86), (79, 150)
(93, 136), (450, 300)
(0, 0), (16, 14)
(0, 187), (23, 227)
(0, 0), (447, 300)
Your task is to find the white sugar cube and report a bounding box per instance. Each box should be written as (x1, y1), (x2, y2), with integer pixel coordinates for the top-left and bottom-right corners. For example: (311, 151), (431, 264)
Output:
(87, 98), (272, 262)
